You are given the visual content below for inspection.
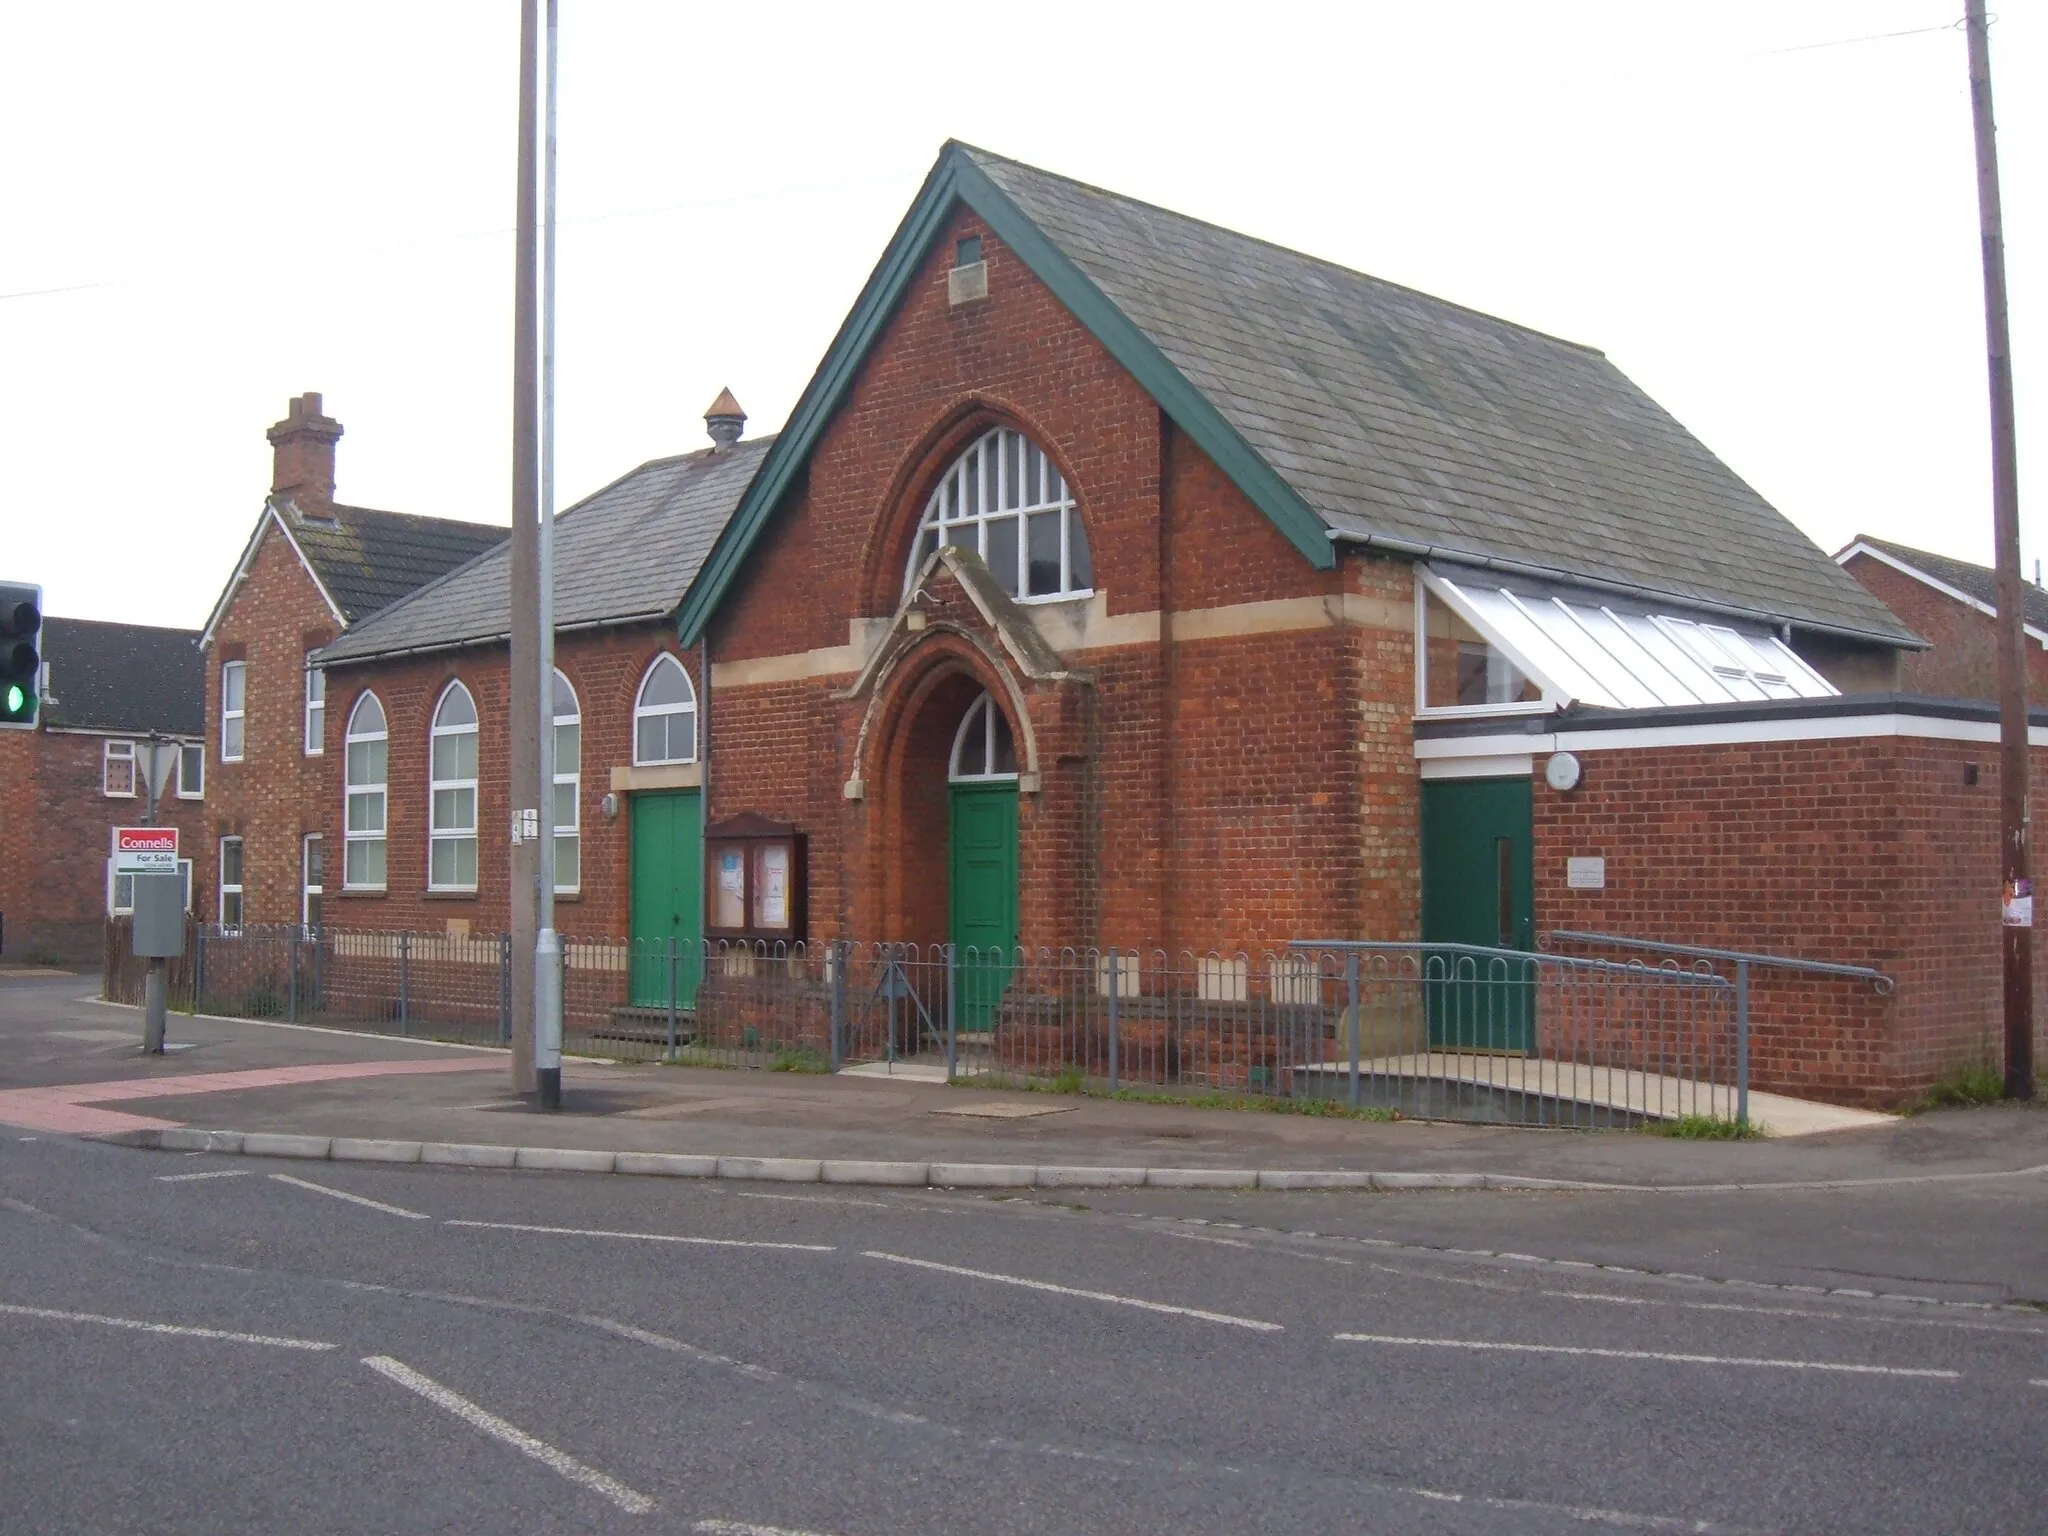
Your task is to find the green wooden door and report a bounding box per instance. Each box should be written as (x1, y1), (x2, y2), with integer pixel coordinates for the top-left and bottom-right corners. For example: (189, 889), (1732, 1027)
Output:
(629, 790), (702, 1008)
(1420, 777), (1535, 1052)
(949, 782), (1018, 1032)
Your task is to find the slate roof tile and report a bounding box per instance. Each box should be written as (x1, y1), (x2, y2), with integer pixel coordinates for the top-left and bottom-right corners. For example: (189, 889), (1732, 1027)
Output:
(38, 617), (203, 736)
(285, 502), (508, 624)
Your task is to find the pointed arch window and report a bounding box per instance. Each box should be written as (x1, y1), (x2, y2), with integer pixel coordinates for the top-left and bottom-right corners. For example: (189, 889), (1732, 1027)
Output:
(906, 427), (1092, 602)
(634, 654), (698, 765)
(949, 691), (1019, 782)
(428, 680), (479, 891)
(551, 669), (580, 894)
(343, 693), (388, 890)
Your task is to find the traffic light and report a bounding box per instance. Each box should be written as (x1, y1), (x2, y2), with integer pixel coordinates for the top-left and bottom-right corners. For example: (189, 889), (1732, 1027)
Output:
(0, 582), (43, 730)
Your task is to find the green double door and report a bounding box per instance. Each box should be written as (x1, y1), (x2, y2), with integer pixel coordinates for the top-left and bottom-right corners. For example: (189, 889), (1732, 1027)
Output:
(630, 790), (703, 1008)
(1420, 778), (1535, 1052)
(948, 783), (1018, 1032)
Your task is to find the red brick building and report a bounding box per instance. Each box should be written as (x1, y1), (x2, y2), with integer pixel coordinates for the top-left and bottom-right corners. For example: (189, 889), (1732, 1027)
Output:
(1836, 535), (2048, 703)
(195, 394), (505, 933)
(201, 145), (2043, 1103)
(0, 617), (208, 965)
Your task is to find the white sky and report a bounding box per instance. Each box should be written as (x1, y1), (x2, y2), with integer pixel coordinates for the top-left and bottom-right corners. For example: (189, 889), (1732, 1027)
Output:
(1, 1), (2040, 630)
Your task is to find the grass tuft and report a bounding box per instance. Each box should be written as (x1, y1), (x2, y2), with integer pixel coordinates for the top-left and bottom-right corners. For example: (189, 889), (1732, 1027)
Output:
(1917, 1061), (2007, 1111)
(1644, 1113), (1766, 1140)
(768, 1045), (831, 1074)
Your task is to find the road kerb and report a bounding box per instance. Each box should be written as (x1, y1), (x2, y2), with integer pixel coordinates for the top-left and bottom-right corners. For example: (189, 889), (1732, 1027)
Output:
(329, 1138), (424, 1164)
(1038, 1165), (1147, 1189)
(239, 1132), (333, 1160)
(513, 1147), (616, 1174)
(822, 1160), (929, 1186)
(928, 1162), (1037, 1188)
(614, 1152), (719, 1178)
(420, 1142), (519, 1169)
(1146, 1167), (1258, 1190)
(715, 1156), (824, 1183)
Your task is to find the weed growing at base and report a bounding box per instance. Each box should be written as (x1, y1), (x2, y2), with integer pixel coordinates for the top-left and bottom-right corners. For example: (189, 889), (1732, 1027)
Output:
(1644, 1113), (1766, 1141)
(1917, 1061), (2006, 1110)
(957, 1073), (1399, 1122)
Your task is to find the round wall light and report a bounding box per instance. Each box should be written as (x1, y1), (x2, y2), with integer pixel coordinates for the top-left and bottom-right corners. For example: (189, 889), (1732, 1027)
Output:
(1544, 752), (1583, 793)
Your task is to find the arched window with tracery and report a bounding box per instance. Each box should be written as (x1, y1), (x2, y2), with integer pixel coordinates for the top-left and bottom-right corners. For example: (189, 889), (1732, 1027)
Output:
(428, 680), (479, 891)
(634, 654), (697, 765)
(950, 690), (1019, 782)
(906, 427), (1092, 602)
(551, 669), (580, 894)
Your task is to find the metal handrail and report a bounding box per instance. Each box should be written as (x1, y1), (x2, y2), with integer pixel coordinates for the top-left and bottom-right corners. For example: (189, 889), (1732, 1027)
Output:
(1542, 931), (1895, 995)
(1287, 938), (1734, 987)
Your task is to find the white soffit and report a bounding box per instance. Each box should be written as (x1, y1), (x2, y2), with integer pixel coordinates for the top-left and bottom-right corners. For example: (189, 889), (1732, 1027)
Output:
(1426, 569), (1838, 710)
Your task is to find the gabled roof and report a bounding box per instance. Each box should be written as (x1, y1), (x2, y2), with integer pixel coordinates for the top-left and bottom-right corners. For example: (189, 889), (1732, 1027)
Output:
(199, 498), (507, 649)
(678, 142), (1913, 648)
(38, 616), (203, 736)
(1839, 535), (2048, 641)
(315, 436), (774, 666)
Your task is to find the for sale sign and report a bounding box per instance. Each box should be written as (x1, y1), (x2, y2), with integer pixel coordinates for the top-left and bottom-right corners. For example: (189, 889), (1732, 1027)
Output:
(113, 826), (179, 874)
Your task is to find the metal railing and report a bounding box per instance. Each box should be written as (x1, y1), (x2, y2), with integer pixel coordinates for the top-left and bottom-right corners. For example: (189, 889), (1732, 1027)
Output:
(1543, 930), (1895, 1125)
(103, 923), (1749, 1127)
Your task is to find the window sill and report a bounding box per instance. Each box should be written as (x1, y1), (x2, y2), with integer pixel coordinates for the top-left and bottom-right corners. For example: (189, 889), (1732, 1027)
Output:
(337, 888), (387, 900)
(423, 889), (478, 901)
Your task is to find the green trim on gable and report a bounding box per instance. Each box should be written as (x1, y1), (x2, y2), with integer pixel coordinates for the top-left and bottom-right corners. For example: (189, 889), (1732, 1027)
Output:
(676, 143), (1332, 646)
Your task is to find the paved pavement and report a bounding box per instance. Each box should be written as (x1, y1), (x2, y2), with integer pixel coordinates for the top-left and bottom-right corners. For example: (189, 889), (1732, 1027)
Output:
(5, 970), (2047, 1532)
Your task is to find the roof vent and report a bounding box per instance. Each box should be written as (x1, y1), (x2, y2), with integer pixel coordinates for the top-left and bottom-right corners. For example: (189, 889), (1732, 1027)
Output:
(704, 388), (746, 449)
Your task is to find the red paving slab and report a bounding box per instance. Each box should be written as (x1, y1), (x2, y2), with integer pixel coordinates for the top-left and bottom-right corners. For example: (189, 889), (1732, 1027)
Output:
(0, 1058), (501, 1136)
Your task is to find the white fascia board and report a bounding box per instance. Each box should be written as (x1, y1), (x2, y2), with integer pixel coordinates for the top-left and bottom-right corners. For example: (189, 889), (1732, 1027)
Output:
(1415, 711), (2048, 757)
(196, 502), (347, 650)
(1837, 541), (2048, 648)
(1418, 753), (1535, 780)
(1416, 568), (1574, 707)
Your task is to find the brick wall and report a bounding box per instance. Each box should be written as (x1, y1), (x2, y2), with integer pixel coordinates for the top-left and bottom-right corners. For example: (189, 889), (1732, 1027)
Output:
(0, 726), (207, 966)
(1841, 552), (2048, 702)
(704, 207), (1415, 954)
(1534, 731), (2048, 1106)
(201, 517), (339, 929)
(319, 622), (696, 939)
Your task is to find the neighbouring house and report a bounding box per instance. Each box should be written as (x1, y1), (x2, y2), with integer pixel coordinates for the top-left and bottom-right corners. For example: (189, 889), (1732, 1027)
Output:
(194, 394), (506, 933)
(0, 617), (207, 966)
(200, 145), (2045, 1105)
(1836, 534), (2048, 703)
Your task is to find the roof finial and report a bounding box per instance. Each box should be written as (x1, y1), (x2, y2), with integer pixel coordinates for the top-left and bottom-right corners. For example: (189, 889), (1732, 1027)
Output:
(704, 388), (745, 449)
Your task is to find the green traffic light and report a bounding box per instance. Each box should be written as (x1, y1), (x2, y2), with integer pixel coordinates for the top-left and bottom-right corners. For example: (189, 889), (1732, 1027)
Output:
(4, 684), (23, 714)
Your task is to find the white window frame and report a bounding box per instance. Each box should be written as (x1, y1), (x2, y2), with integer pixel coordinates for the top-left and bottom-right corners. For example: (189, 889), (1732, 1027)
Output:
(302, 833), (323, 931)
(217, 835), (244, 930)
(427, 679), (479, 892)
(304, 663), (326, 756)
(177, 741), (205, 799)
(632, 653), (698, 766)
(108, 856), (192, 917)
(343, 692), (388, 891)
(905, 426), (1093, 604)
(1412, 572), (1560, 720)
(949, 692), (1020, 782)
(220, 660), (246, 762)
(551, 669), (580, 895)
(102, 738), (137, 798)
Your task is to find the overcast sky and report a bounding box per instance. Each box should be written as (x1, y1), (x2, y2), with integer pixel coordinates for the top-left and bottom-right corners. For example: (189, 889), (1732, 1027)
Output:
(1, 1), (2039, 629)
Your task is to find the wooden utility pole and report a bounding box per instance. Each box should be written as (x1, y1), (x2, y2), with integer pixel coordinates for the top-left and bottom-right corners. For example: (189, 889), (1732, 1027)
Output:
(508, 0), (541, 1095)
(1964, 0), (2033, 1099)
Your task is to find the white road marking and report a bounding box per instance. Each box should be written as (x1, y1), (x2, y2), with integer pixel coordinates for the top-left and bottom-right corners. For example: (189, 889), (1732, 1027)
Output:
(2031, 1379), (2048, 1388)
(693, 1521), (840, 1536)
(0, 1300), (335, 1351)
(864, 1250), (1284, 1332)
(361, 1355), (654, 1514)
(269, 1173), (428, 1219)
(447, 1219), (832, 1251)
(1541, 1287), (2048, 1337)
(157, 1168), (251, 1183)
(1333, 1332), (1960, 1378)
(1154, 1228), (1354, 1266)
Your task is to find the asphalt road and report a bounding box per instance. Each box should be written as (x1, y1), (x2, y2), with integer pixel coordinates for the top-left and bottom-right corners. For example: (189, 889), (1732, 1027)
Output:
(4, 1128), (2045, 1535)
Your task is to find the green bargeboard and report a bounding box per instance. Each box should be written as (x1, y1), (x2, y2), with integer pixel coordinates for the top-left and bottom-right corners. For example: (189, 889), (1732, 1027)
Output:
(1420, 777), (1536, 1052)
(629, 790), (703, 1009)
(948, 782), (1019, 1033)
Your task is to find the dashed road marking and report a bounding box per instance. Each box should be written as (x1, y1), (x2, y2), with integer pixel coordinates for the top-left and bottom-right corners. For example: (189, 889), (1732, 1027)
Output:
(864, 1250), (1284, 1331)
(1333, 1332), (1961, 1378)
(156, 1168), (251, 1183)
(361, 1355), (654, 1514)
(446, 1219), (834, 1251)
(0, 1300), (335, 1351)
(269, 1173), (428, 1220)
(693, 1521), (840, 1535)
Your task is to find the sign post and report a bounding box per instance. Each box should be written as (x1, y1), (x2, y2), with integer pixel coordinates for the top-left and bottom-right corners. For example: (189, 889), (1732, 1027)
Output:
(117, 827), (181, 1052)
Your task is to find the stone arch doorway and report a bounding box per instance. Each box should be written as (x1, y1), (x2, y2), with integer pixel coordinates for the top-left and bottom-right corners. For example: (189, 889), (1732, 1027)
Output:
(875, 665), (1020, 984)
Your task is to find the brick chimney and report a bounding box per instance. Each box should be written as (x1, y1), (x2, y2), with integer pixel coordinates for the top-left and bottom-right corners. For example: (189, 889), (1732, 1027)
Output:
(267, 392), (343, 506)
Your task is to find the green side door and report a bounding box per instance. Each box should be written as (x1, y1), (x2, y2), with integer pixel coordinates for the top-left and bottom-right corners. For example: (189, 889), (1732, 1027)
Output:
(949, 782), (1019, 1032)
(629, 790), (703, 1008)
(1420, 777), (1535, 1052)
